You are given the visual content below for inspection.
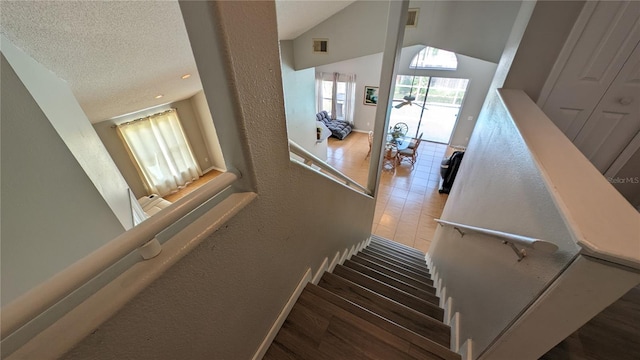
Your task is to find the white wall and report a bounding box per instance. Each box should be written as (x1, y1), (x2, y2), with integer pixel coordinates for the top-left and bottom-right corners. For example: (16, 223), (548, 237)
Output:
(316, 46), (497, 147)
(0, 54), (125, 305)
(0, 35), (133, 230)
(280, 40), (327, 160)
(191, 90), (226, 172)
(293, 0), (522, 70)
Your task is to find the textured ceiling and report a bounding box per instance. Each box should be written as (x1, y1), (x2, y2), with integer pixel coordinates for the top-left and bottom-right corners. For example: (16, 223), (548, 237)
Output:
(0, 0), (352, 123)
(0, 1), (201, 123)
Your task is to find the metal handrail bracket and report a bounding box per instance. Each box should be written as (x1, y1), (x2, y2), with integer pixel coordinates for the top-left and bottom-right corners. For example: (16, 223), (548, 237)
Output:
(435, 219), (559, 261)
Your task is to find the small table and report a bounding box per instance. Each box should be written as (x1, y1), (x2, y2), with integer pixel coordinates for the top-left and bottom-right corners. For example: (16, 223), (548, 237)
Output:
(382, 135), (411, 173)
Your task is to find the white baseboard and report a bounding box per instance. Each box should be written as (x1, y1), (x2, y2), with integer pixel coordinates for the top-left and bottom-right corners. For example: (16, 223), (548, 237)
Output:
(459, 338), (473, 360)
(328, 251), (341, 272)
(312, 257), (329, 285)
(252, 268), (312, 360)
(451, 312), (460, 352)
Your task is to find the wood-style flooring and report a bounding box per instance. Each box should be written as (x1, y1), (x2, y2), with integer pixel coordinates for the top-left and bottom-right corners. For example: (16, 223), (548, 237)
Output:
(541, 284), (640, 360)
(163, 169), (222, 203)
(264, 235), (460, 360)
(327, 132), (453, 253)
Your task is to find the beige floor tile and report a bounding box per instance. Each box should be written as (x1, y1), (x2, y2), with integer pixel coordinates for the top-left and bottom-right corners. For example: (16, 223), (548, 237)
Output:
(326, 132), (449, 252)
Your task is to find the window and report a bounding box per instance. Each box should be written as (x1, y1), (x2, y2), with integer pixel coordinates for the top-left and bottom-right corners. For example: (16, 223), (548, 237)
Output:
(117, 109), (202, 196)
(410, 46), (458, 70)
(316, 72), (356, 123)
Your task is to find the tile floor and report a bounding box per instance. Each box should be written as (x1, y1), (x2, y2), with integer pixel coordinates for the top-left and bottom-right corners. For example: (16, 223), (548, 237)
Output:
(326, 132), (452, 253)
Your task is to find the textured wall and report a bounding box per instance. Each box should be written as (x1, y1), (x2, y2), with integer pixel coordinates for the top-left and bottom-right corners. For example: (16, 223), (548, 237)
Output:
(60, 2), (374, 359)
(429, 92), (581, 358)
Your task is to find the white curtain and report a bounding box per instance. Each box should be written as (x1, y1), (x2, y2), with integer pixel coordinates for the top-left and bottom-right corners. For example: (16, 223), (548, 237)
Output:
(343, 73), (356, 125)
(118, 109), (202, 197)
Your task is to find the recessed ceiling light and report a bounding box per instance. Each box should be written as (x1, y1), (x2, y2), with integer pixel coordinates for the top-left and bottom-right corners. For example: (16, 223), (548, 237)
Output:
(155, 94), (164, 99)
(181, 74), (191, 79)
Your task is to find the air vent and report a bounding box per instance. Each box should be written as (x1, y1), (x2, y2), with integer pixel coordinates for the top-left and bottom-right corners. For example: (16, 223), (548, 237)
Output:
(407, 8), (419, 27)
(313, 39), (328, 53)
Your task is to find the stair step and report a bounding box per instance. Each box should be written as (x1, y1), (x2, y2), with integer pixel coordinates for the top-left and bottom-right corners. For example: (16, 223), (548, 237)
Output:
(371, 236), (426, 257)
(303, 285), (459, 360)
(368, 242), (428, 263)
(318, 272), (450, 347)
(342, 260), (440, 305)
(350, 256), (436, 294)
(361, 249), (431, 276)
(355, 253), (433, 285)
(364, 245), (430, 269)
(333, 265), (444, 321)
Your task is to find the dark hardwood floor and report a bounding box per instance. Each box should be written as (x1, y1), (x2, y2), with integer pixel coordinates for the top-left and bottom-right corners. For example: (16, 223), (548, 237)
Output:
(541, 284), (640, 360)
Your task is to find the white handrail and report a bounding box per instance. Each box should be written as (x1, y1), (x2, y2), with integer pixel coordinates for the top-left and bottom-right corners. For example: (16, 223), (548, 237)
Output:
(435, 219), (559, 259)
(288, 140), (370, 195)
(0, 171), (240, 340)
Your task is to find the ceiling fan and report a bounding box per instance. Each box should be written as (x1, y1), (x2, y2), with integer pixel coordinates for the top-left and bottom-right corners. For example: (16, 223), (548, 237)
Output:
(394, 75), (417, 109)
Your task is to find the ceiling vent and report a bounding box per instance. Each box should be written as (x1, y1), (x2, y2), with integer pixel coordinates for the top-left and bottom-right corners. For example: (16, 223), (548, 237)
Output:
(313, 39), (328, 53)
(406, 9), (419, 27)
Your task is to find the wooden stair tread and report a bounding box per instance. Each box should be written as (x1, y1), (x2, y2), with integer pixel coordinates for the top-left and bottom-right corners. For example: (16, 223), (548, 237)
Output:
(333, 265), (444, 321)
(355, 253), (433, 285)
(350, 256), (436, 294)
(303, 284), (461, 360)
(367, 243), (429, 264)
(371, 236), (426, 257)
(318, 272), (450, 347)
(364, 246), (430, 270)
(361, 249), (431, 276)
(342, 260), (440, 305)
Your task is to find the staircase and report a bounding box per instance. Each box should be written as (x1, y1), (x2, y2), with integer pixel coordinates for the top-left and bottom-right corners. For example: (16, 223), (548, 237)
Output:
(264, 235), (461, 360)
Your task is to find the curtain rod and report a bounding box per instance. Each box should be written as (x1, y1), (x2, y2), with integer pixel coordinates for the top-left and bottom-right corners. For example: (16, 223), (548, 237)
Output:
(111, 108), (175, 128)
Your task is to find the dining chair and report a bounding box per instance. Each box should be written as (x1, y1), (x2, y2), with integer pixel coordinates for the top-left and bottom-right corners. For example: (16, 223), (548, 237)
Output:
(398, 136), (422, 169)
(382, 143), (398, 173)
(392, 122), (409, 137)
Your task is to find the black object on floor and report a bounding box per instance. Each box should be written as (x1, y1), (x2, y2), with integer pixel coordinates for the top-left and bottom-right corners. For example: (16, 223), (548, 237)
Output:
(439, 151), (464, 194)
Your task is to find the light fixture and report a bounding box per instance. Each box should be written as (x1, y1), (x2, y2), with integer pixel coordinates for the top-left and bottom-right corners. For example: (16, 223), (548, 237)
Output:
(181, 74), (191, 79)
(154, 94), (164, 99)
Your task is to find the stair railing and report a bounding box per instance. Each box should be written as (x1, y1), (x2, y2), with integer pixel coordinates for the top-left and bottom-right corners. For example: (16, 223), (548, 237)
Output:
(0, 170), (251, 340)
(435, 219), (559, 261)
(288, 140), (371, 195)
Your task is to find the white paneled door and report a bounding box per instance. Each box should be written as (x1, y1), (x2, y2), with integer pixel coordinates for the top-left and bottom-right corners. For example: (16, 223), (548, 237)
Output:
(540, 1), (640, 174)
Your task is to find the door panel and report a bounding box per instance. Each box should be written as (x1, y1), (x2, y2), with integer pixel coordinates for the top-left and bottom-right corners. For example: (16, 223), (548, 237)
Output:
(573, 42), (640, 173)
(542, 1), (640, 140)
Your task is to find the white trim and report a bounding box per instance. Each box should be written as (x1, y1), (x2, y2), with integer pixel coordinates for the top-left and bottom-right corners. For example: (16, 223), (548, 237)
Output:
(312, 258), (329, 285)
(450, 312), (460, 352)
(339, 247), (350, 264)
(328, 251), (341, 272)
(459, 339), (474, 360)
(7, 192), (257, 360)
(251, 268), (313, 360)
(537, 1), (597, 107)
(444, 296), (453, 326)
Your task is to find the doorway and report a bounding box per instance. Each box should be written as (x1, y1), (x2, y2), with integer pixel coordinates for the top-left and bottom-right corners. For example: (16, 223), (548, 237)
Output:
(391, 75), (469, 144)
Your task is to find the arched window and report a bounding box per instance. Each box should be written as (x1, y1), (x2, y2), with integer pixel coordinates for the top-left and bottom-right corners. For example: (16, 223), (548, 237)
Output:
(410, 46), (458, 70)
